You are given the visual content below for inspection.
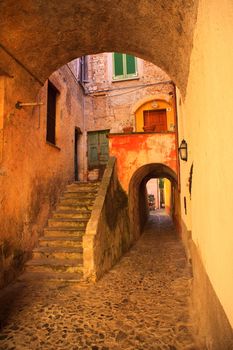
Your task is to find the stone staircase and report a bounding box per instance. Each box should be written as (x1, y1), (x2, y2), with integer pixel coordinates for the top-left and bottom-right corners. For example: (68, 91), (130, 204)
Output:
(21, 181), (100, 282)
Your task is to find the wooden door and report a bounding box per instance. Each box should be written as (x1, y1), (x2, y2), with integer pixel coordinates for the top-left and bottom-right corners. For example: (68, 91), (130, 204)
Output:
(99, 131), (109, 165)
(74, 128), (80, 181)
(88, 132), (99, 169)
(87, 130), (109, 175)
(143, 109), (167, 132)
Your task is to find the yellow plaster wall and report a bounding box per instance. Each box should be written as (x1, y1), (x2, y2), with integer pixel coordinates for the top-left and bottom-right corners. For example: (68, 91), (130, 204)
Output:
(164, 178), (171, 213)
(180, 0), (233, 326)
(135, 100), (175, 132)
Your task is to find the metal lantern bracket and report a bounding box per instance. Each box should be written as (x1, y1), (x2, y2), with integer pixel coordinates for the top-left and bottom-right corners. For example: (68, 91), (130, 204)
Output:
(15, 101), (43, 109)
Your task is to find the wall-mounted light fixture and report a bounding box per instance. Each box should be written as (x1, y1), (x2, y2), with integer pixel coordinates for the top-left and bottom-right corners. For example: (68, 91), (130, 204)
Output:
(178, 139), (188, 161)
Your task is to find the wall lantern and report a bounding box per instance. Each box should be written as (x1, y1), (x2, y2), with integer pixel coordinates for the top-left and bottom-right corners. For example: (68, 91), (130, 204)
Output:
(178, 139), (188, 161)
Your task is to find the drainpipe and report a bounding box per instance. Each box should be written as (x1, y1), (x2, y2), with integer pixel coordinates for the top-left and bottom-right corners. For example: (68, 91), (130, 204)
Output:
(82, 88), (88, 181)
(170, 81), (181, 192)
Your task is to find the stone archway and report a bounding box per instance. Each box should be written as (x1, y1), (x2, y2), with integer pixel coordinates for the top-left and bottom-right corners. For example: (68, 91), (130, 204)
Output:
(128, 163), (178, 239)
(0, 0), (199, 97)
(130, 94), (173, 118)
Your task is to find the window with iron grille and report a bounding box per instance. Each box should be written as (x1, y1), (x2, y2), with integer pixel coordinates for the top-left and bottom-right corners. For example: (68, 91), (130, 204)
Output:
(46, 81), (58, 145)
(79, 56), (88, 83)
(113, 53), (137, 80)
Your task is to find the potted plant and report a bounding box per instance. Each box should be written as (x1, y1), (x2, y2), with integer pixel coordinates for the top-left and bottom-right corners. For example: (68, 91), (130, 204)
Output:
(143, 124), (156, 132)
(122, 119), (134, 133)
(123, 126), (133, 133)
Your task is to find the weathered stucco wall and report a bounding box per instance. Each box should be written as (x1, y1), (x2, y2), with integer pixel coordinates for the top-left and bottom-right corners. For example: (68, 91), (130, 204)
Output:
(109, 133), (177, 192)
(0, 60), (85, 287)
(84, 53), (173, 134)
(178, 0), (233, 346)
(83, 157), (131, 280)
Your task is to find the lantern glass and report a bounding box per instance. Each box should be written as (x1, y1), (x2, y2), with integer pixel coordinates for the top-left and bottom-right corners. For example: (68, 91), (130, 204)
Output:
(179, 140), (188, 161)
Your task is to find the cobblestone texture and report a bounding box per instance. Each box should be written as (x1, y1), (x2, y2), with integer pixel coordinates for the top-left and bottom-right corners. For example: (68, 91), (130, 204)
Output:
(0, 212), (198, 350)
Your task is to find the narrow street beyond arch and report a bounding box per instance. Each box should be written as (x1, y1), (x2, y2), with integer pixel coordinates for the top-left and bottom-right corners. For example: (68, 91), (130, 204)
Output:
(0, 212), (198, 350)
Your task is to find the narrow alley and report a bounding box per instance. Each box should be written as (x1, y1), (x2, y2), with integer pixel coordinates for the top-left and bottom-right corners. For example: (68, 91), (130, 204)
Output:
(0, 212), (198, 350)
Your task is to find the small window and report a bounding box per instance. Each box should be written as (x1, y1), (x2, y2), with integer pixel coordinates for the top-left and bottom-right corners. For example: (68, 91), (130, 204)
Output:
(46, 81), (58, 145)
(113, 53), (137, 80)
(79, 56), (88, 83)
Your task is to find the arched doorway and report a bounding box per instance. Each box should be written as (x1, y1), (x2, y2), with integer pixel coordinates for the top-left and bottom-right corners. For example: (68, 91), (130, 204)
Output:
(128, 163), (178, 239)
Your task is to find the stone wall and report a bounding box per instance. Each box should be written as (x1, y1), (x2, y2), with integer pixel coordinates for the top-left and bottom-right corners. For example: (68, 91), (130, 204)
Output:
(83, 157), (132, 281)
(84, 53), (173, 134)
(0, 59), (85, 287)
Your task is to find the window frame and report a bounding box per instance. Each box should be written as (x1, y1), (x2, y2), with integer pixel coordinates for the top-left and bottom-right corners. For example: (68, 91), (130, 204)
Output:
(46, 80), (59, 146)
(112, 53), (138, 81)
(79, 56), (88, 83)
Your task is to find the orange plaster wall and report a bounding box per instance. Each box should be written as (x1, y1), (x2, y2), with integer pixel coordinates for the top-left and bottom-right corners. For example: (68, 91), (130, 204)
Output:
(109, 133), (177, 192)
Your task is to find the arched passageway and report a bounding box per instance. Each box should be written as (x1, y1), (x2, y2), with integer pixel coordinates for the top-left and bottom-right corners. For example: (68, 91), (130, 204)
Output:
(0, 0), (198, 96)
(1, 1), (233, 346)
(146, 178), (173, 213)
(128, 163), (179, 239)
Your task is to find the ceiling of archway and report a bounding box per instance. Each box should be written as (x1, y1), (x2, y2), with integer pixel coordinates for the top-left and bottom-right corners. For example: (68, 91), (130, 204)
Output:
(0, 0), (198, 95)
(129, 163), (178, 189)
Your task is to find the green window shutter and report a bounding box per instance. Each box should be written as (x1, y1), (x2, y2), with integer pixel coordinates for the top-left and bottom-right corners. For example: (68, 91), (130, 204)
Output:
(114, 53), (124, 76)
(99, 131), (109, 164)
(126, 54), (136, 75)
(88, 132), (99, 168)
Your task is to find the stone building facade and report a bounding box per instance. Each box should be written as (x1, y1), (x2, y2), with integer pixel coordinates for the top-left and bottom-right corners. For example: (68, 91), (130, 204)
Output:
(83, 53), (177, 198)
(0, 60), (85, 286)
(84, 53), (173, 133)
(82, 52), (178, 248)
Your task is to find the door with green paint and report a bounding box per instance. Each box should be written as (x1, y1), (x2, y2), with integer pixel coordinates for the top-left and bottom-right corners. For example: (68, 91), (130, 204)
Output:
(87, 130), (109, 177)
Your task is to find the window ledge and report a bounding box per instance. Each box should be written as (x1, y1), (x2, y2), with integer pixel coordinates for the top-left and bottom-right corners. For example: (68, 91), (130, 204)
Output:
(46, 141), (61, 151)
(112, 76), (140, 83)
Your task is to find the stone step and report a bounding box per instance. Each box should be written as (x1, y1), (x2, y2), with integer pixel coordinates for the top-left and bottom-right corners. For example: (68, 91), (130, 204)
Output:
(39, 236), (83, 248)
(53, 210), (91, 219)
(73, 181), (100, 185)
(59, 197), (95, 205)
(26, 258), (83, 273)
(63, 191), (98, 198)
(18, 271), (83, 283)
(44, 227), (85, 237)
(48, 218), (88, 228)
(33, 246), (83, 260)
(66, 182), (100, 192)
(57, 203), (94, 211)
(23, 180), (100, 282)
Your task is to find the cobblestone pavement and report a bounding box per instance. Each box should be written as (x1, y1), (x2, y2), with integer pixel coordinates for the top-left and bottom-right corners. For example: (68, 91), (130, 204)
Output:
(0, 211), (198, 350)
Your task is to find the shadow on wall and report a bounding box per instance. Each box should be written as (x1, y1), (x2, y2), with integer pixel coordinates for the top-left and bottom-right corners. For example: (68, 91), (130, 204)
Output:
(128, 163), (179, 238)
(83, 157), (132, 281)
